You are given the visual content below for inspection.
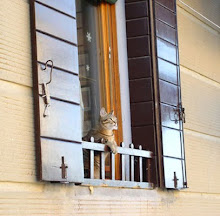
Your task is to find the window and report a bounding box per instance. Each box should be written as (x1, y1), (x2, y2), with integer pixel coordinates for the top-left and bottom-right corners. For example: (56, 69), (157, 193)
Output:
(30, 0), (187, 189)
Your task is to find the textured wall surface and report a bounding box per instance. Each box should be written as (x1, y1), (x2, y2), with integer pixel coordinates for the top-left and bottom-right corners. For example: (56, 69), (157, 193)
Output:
(0, 0), (219, 215)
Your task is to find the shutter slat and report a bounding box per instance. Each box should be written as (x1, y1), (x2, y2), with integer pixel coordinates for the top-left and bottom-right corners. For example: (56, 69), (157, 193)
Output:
(38, 65), (80, 104)
(159, 80), (178, 106)
(41, 138), (83, 182)
(156, 20), (176, 45)
(156, 0), (176, 13)
(131, 102), (154, 127)
(126, 18), (149, 38)
(129, 79), (153, 103)
(35, 3), (77, 44)
(127, 36), (150, 58)
(36, 0), (76, 18)
(125, 1), (149, 20)
(128, 57), (152, 79)
(39, 98), (82, 142)
(157, 38), (177, 64)
(162, 127), (182, 158)
(163, 158), (184, 189)
(155, 3), (176, 28)
(158, 58), (178, 85)
(36, 32), (79, 74)
(161, 104), (180, 129)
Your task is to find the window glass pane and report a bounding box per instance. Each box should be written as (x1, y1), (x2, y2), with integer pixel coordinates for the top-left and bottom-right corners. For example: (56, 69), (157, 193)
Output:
(76, 0), (102, 137)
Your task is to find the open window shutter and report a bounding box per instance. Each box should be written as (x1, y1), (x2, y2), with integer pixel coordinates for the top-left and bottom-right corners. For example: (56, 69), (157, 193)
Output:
(153, 0), (187, 189)
(30, 0), (84, 183)
(125, 0), (158, 185)
(125, 0), (187, 189)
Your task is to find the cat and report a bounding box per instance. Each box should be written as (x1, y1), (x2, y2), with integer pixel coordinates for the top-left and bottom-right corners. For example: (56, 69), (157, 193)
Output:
(83, 107), (118, 178)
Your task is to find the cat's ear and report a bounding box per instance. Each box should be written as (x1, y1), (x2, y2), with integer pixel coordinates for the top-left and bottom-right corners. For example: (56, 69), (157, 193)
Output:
(100, 107), (107, 117)
(110, 110), (114, 115)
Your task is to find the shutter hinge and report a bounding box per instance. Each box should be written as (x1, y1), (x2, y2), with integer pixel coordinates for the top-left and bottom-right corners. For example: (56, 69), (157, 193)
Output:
(172, 103), (186, 124)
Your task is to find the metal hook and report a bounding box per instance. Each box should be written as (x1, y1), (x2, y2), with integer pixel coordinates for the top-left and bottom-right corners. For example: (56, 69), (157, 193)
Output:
(42, 60), (54, 85)
(40, 60), (53, 117)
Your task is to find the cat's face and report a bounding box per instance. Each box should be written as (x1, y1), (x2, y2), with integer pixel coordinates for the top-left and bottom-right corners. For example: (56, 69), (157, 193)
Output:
(100, 107), (118, 130)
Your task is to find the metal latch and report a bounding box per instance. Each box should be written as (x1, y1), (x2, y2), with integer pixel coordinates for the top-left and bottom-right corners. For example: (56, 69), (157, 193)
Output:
(172, 171), (179, 189)
(40, 60), (54, 117)
(60, 156), (68, 179)
(42, 83), (50, 117)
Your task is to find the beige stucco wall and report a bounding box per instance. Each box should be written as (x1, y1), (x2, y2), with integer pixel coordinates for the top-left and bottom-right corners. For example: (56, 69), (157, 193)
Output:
(0, 0), (219, 215)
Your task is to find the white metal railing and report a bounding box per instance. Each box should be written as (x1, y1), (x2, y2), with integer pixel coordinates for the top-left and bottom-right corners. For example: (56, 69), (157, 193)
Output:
(82, 138), (153, 189)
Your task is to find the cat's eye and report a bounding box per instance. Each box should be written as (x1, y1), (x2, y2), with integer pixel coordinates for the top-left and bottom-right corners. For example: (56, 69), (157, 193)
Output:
(110, 118), (116, 124)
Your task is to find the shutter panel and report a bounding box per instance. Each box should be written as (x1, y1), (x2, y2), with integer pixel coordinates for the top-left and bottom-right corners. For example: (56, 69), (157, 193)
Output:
(126, 0), (187, 189)
(30, 0), (84, 183)
(153, 0), (187, 189)
(125, 0), (158, 185)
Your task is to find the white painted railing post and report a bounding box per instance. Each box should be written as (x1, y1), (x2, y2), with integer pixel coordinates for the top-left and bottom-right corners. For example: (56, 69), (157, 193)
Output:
(130, 144), (134, 182)
(139, 145), (143, 182)
(121, 142), (126, 181)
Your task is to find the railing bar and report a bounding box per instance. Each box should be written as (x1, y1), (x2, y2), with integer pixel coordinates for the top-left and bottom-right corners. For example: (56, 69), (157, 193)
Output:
(111, 153), (115, 180)
(101, 152), (105, 180)
(139, 145), (143, 182)
(139, 157), (143, 182)
(121, 142), (125, 181)
(125, 155), (130, 181)
(119, 148), (151, 158)
(147, 158), (151, 183)
(82, 142), (152, 158)
(130, 144), (134, 182)
(83, 141), (153, 183)
(122, 154), (125, 181)
(90, 150), (94, 179)
(131, 156), (134, 181)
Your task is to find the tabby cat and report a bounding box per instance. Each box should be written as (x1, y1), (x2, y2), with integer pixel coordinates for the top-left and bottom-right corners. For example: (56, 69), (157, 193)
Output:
(83, 107), (118, 178)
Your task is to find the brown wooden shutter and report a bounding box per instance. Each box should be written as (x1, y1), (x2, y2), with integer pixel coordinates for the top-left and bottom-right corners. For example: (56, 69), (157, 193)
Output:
(126, 0), (187, 189)
(30, 0), (84, 183)
(125, 0), (158, 185)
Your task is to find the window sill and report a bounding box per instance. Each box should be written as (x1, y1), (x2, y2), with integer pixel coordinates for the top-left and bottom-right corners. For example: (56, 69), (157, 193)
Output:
(82, 179), (153, 189)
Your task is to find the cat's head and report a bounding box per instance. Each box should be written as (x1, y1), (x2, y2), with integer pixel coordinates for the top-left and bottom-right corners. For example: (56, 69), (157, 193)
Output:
(100, 107), (118, 130)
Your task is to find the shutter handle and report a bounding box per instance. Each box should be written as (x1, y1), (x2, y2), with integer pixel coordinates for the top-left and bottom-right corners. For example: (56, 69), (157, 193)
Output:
(40, 60), (54, 117)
